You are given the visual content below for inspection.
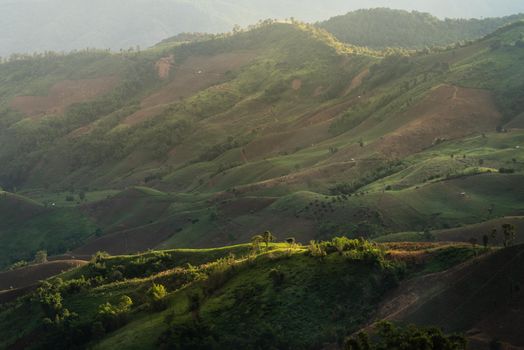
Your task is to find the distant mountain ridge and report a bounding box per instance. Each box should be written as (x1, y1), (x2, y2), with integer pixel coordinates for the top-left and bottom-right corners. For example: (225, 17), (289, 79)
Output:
(2, 1), (524, 56)
(319, 8), (524, 48)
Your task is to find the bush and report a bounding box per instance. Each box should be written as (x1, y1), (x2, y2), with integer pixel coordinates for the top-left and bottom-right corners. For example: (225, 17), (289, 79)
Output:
(345, 321), (467, 350)
(307, 241), (327, 259)
(96, 295), (133, 331)
(148, 283), (168, 311)
(203, 255), (237, 296)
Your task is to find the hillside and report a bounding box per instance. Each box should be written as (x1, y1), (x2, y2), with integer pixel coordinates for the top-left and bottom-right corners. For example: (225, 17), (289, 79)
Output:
(0, 21), (523, 268)
(319, 8), (524, 49)
(0, 239), (488, 349)
(374, 244), (524, 349)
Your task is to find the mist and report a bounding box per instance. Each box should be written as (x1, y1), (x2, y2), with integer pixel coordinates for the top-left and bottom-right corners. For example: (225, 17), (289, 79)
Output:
(1, 0), (523, 57)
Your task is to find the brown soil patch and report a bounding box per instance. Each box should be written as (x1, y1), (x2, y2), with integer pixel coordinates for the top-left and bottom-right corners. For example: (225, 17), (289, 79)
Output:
(155, 55), (175, 79)
(82, 188), (171, 232)
(344, 68), (369, 95)
(291, 79), (302, 91)
(73, 218), (178, 256)
(10, 76), (119, 118)
(0, 260), (86, 291)
(68, 124), (94, 138)
(243, 121), (331, 160)
(123, 51), (258, 126)
(373, 245), (524, 348)
(295, 99), (355, 128)
(372, 84), (502, 158)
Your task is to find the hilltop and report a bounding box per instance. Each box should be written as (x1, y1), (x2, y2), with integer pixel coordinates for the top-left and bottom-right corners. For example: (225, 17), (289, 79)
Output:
(0, 238), (495, 349)
(319, 8), (524, 49)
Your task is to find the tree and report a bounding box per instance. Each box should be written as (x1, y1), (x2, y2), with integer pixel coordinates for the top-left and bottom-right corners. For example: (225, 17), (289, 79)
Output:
(34, 250), (48, 264)
(251, 235), (264, 251)
(148, 283), (168, 311)
(261, 231), (276, 248)
(502, 224), (516, 247)
(346, 321), (467, 350)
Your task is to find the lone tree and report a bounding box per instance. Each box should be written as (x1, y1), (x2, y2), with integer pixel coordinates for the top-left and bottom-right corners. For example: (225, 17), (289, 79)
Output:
(34, 250), (48, 264)
(148, 283), (168, 311)
(251, 235), (264, 251)
(262, 231), (276, 248)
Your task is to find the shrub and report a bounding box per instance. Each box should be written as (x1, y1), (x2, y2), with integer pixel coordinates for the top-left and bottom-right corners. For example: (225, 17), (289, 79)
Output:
(148, 283), (168, 311)
(97, 295), (133, 331)
(345, 321), (467, 350)
(307, 241), (327, 260)
(34, 250), (48, 264)
(203, 255), (237, 296)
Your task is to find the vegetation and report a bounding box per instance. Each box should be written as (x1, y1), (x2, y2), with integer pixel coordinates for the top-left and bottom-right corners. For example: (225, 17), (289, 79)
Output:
(1, 10), (524, 349)
(346, 321), (467, 350)
(320, 8), (524, 49)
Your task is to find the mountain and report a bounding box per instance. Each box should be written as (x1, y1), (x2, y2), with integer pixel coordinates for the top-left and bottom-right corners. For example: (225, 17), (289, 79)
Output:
(319, 8), (524, 49)
(0, 20), (523, 267)
(2, 1), (524, 57)
(1, 10), (524, 350)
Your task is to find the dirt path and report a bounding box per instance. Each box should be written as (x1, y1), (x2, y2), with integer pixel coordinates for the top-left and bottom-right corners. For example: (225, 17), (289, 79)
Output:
(344, 68), (369, 96)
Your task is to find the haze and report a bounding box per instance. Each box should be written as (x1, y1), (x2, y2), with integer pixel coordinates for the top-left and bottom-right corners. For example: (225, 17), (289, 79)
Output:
(1, 0), (524, 57)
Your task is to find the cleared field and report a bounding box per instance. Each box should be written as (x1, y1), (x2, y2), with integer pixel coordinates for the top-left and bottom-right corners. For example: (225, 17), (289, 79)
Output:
(10, 77), (119, 118)
(0, 260), (87, 291)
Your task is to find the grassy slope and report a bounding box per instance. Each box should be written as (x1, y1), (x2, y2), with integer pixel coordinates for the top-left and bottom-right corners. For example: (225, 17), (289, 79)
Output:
(0, 22), (523, 265)
(0, 191), (97, 268)
(0, 241), (484, 349)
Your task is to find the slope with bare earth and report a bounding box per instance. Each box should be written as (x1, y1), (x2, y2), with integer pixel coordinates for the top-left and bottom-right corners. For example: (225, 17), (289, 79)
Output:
(372, 245), (524, 349)
(0, 260), (87, 291)
(122, 51), (258, 126)
(10, 77), (120, 118)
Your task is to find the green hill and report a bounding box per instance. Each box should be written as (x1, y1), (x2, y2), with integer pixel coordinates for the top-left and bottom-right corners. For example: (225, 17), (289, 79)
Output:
(0, 21), (523, 269)
(0, 239), (486, 349)
(319, 8), (524, 49)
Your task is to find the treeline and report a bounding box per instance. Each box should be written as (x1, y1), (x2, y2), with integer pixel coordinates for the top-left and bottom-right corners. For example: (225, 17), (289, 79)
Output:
(319, 8), (524, 49)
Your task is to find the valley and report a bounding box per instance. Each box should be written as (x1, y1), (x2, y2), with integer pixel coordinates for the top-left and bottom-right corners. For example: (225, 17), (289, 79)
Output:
(0, 9), (523, 350)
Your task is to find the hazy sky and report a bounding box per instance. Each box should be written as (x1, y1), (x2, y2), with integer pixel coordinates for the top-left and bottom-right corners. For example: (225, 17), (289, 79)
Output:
(1, 0), (524, 56)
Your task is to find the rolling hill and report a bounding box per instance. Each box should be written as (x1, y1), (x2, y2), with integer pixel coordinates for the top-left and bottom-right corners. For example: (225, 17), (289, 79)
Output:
(0, 10), (524, 350)
(0, 239), (490, 349)
(319, 8), (524, 49)
(0, 20), (523, 268)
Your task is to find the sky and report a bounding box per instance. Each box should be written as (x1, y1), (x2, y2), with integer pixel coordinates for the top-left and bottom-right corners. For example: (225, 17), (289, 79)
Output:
(1, 0), (523, 56)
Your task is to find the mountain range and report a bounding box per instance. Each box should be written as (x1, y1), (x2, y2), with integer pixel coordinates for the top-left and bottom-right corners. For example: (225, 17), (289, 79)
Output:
(0, 6), (523, 350)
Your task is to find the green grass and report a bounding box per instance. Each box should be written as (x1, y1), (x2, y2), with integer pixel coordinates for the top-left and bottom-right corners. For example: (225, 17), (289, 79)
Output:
(0, 238), (487, 349)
